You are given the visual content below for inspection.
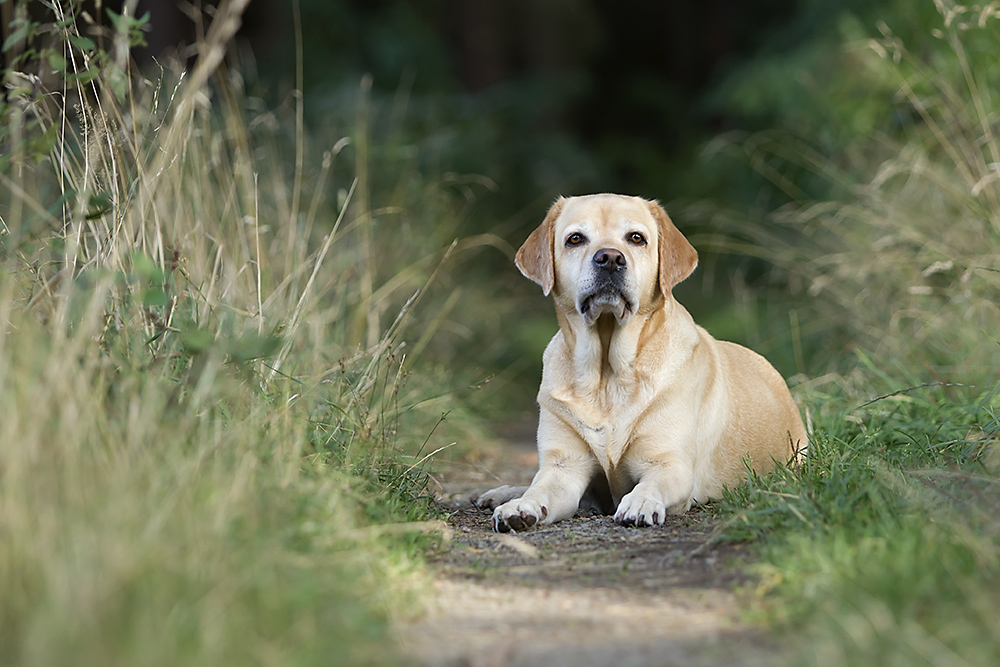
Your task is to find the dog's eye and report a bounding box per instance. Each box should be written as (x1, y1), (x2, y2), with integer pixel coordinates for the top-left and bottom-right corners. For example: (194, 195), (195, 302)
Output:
(628, 232), (647, 246)
(565, 233), (586, 247)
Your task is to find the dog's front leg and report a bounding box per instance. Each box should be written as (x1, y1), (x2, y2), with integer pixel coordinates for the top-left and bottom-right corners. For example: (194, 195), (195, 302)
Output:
(492, 409), (598, 532)
(614, 451), (696, 527)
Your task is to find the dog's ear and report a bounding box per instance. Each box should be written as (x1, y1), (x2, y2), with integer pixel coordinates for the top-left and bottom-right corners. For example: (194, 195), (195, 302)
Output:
(515, 197), (564, 296)
(650, 201), (698, 295)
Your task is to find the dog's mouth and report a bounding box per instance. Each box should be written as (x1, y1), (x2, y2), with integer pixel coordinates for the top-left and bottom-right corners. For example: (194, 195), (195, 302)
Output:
(579, 289), (632, 325)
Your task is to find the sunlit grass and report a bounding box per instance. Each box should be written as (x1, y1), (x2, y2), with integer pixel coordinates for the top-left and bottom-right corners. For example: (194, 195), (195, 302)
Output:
(0, 3), (471, 664)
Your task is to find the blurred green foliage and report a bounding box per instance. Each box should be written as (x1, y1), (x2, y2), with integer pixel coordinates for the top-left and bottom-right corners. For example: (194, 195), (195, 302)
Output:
(289, 0), (813, 210)
(272, 1), (952, 216)
(240, 0), (996, 391)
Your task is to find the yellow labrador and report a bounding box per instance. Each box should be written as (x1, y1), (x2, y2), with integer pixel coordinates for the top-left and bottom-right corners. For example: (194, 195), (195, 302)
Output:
(474, 194), (807, 531)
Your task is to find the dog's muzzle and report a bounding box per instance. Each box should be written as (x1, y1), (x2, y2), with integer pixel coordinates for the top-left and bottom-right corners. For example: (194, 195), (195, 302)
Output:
(578, 247), (632, 325)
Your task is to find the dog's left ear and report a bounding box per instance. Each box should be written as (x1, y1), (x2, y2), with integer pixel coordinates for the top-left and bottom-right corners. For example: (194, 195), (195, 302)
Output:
(515, 197), (565, 295)
(650, 201), (698, 295)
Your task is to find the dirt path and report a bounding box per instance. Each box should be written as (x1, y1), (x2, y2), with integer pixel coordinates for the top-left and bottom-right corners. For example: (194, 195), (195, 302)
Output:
(398, 425), (781, 667)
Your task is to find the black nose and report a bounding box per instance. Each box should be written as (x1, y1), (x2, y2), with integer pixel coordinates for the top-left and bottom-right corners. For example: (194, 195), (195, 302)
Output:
(593, 248), (626, 270)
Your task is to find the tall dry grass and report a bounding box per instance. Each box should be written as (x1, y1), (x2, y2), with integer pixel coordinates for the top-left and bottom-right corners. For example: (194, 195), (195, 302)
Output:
(0, 2), (468, 664)
(698, 1), (1000, 389)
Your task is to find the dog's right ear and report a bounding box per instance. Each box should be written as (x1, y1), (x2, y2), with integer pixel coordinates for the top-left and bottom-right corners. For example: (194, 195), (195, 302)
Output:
(515, 197), (564, 296)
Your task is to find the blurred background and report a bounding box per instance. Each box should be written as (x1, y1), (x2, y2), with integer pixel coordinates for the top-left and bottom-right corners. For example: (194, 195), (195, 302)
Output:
(122, 0), (947, 406)
(150, 0), (982, 412)
(130, 0), (919, 212)
(7, 0), (996, 412)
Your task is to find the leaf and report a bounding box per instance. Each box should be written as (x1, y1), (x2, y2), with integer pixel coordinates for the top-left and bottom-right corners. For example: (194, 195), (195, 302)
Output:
(67, 34), (96, 53)
(47, 51), (67, 72)
(71, 67), (99, 86)
(180, 328), (215, 355)
(105, 9), (150, 47)
(2, 24), (32, 53)
(106, 65), (128, 102)
(129, 252), (166, 282)
(85, 191), (113, 219)
(140, 287), (170, 307)
(29, 122), (59, 161)
(225, 332), (282, 363)
(105, 9), (125, 32)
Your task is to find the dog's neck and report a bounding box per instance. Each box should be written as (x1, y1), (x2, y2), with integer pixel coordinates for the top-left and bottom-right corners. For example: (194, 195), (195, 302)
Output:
(555, 295), (676, 400)
(546, 293), (701, 469)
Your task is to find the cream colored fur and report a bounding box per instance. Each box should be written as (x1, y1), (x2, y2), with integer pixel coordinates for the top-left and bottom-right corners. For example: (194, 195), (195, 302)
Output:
(474, 194), (807, 531)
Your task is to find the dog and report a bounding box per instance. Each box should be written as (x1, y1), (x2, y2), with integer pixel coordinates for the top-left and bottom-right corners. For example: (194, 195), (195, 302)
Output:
(473, 194), (807, 532)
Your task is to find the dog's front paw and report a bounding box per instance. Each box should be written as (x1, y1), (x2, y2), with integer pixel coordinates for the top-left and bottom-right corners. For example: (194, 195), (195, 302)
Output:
(614, 489), (667, 527)
(471, 484), (529, 511)
(492, 498), (549, 533)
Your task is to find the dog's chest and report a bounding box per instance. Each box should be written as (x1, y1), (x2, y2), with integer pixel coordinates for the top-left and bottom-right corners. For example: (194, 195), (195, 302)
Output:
(544, 379), (654, 470)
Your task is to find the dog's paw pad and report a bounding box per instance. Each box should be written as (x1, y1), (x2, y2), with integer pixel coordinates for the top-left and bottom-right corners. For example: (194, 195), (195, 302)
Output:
(492, 498), (545, 533)
(505, 511), (537, 532)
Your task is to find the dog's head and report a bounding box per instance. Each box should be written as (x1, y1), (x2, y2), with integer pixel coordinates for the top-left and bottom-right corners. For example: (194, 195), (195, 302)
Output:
(515, 194), (698, 326)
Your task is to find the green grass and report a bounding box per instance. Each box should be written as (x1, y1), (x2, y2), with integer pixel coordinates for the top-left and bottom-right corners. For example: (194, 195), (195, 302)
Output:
(704, 6), (1000, 664)
(714, 383), (1000, 665)
(0, 4), (472, 664)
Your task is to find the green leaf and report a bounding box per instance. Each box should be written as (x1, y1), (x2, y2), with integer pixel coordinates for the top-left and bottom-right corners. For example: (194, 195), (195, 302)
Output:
(85, 191), (113, 219)
(106, 65), (128, 102)
(129, 252), (166, 282)
(105, 9), (124, 31)
(180, 328), (215, 355)
(71, 67), (99, 86)
(140, 287), (170, 307)
(2, 24), (31, 53)
(29, 121), (59, 159)
(47, 51), (67, 72)
(106, 9), (138, 34)
(105, 9), (150, 47)
(225, 332), (282, 363)
(67, 34), (96, 53)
